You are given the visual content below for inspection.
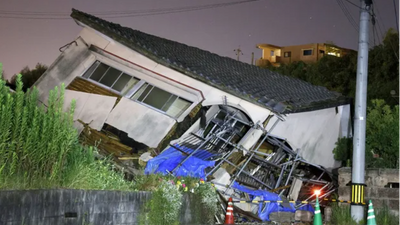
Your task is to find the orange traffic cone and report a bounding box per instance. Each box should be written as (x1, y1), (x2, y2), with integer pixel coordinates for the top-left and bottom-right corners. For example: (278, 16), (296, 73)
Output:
(224, 197), (235, 224)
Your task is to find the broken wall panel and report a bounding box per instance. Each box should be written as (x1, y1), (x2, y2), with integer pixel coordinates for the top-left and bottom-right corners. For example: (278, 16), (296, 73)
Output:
(106, 97), (176, 148)
(62, 89), (117, 132)
(265, 106), (348, 169)
(67, 76), (121, 99)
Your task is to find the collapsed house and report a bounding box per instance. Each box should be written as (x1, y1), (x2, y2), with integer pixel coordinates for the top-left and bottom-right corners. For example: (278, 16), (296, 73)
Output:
(34, 9), (352, 221)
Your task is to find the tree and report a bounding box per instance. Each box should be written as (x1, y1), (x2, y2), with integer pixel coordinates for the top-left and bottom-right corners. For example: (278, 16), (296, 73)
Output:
(333, 100), (399, 169)
(9, 63), (47, 92)
(261, 29), (399, 107)
(0, 63), (4, 81)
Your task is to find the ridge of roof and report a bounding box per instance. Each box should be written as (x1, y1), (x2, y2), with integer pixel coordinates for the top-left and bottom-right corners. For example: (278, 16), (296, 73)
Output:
(70, 8), (350, 114)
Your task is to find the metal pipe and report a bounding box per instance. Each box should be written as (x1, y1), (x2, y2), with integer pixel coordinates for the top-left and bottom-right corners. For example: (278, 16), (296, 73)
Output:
(223, 159), (273, 189)
(275, 164), (287, 189)
(171, 130), (226, 173)
(279, 161), (298, 196)
(223, 118), (280, 194)
(205, 150), (237, 178)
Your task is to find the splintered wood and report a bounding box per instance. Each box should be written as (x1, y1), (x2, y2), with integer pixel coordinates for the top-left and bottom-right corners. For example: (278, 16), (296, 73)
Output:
(78, 120), (138, 158)
(67, 76), (122, 105)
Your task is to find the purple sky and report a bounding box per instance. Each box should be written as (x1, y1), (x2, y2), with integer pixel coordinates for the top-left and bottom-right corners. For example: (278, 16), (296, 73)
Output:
(0, 0), (398, 80)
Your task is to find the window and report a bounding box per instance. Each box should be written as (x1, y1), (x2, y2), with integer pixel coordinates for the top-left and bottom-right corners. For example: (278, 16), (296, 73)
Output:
(131, 83), (192, 118)
(83, 61), (140, 93)
(83, 60), (193, 118)
(303, 49), (313, 56)
(284, 51), (291, 58)
(270, 50), (275, 56)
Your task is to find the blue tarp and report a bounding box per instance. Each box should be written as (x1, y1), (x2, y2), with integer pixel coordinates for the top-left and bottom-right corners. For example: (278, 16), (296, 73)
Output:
(144, 144), (215, 179)
(232, 182), (314, 221)
(145, 145), (314, 221)
(297, 204), (314, 213)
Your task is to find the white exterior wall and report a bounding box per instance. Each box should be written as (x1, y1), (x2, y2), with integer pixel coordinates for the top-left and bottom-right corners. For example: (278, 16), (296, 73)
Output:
(77, 27), (272, 124)
(266, 104), (351, 169)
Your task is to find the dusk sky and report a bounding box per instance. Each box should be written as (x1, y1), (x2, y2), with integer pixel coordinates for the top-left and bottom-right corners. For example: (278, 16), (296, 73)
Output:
(0, 0), (398, 80)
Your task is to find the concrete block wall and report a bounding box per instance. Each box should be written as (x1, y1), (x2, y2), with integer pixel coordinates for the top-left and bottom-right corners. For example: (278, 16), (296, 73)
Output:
(338, 167), (399, 215)
(0, 189), (212, 225)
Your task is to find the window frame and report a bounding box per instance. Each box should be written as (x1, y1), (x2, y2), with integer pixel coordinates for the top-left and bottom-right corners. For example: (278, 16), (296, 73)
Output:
(80, 60), (194, 119)
(82, 60), (141, 95)
(302, 49), (313, 56)
(128, 81), (192, 118)
(283, 51), (291, 58)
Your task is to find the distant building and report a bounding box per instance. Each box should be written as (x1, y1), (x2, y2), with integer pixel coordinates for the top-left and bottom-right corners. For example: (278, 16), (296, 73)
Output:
(256, 43), (355, 67)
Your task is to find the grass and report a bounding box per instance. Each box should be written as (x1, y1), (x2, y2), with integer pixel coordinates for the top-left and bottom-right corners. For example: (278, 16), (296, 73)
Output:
(328, 203), (399, 225)
(376, 206), (399, 225)
(0, 73), (132, 191)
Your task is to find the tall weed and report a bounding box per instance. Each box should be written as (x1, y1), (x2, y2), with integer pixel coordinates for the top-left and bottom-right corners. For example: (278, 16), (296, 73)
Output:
(0, 72), (130, 190)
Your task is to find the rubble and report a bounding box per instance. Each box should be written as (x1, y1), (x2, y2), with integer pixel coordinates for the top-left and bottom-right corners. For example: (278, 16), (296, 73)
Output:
(143, 104), (336, 222)
(76, 102), (336, 222)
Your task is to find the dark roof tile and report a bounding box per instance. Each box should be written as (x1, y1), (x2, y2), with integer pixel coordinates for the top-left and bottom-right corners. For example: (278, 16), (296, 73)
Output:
(71, 8), (350, 114)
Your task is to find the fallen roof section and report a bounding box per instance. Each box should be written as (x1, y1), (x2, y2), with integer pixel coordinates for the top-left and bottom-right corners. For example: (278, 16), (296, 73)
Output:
(70, 8), (350, 114)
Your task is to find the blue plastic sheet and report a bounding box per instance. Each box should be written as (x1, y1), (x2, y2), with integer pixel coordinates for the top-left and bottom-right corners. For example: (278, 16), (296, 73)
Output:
(232, 182), (298, 221)
(144, 144), (215, 179)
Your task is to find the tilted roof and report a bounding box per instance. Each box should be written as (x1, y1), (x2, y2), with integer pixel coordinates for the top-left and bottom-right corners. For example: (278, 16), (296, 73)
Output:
(71, 9), (350, 114)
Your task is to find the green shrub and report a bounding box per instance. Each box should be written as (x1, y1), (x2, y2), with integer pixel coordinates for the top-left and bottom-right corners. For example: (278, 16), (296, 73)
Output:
(136, 174), (218, 225)
(139, 179), (182, 225)
(333, 137), (353, 166)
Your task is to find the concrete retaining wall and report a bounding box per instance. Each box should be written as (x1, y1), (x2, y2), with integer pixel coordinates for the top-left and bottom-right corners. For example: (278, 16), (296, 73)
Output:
(0, 189), (212, 225)
(338, 167), (399, 215)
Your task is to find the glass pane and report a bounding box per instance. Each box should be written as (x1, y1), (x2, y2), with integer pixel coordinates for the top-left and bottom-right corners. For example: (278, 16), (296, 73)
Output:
(166, 97), (191, 117)
(112, 73), (132, 92)
(131, 83), (149, 101)
(121, 77), (141, 95)
(99, 67), (121, 87)
(89, 63), (109, 82)
(142, 86), (173, 110)
(83, 61), (100, 78)
(161, 95), (178, 111)
(303, 50), (312, 56)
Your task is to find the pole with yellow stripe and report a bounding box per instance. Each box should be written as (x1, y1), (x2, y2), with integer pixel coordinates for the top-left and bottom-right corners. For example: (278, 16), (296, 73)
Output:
(351, 183), (365, 205)
(313, 190), (323, 225)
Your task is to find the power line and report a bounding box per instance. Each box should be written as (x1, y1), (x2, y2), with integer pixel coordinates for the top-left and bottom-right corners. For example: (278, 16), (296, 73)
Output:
(370, 3), (398, 60)
(336, 0), (359, 32)
(0, 1), (257, 15)
(343, 0), (362, 9)
(0, 0), (260, 19)
(393, 0), (399, 32)
(371, 12), (380, 45)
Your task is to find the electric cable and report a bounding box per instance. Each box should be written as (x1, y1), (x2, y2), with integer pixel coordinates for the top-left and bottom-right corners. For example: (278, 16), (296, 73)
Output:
(0, 0), (260, 19)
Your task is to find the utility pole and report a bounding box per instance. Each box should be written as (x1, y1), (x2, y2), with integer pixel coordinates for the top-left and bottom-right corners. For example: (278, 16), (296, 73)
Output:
(251, 52), (254, 65)
(234, 46), (243, 61)
(351, 0), (372, 222)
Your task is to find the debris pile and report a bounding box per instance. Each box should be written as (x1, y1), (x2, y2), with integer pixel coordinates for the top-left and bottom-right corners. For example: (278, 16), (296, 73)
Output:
(144, 105), (336, 222)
